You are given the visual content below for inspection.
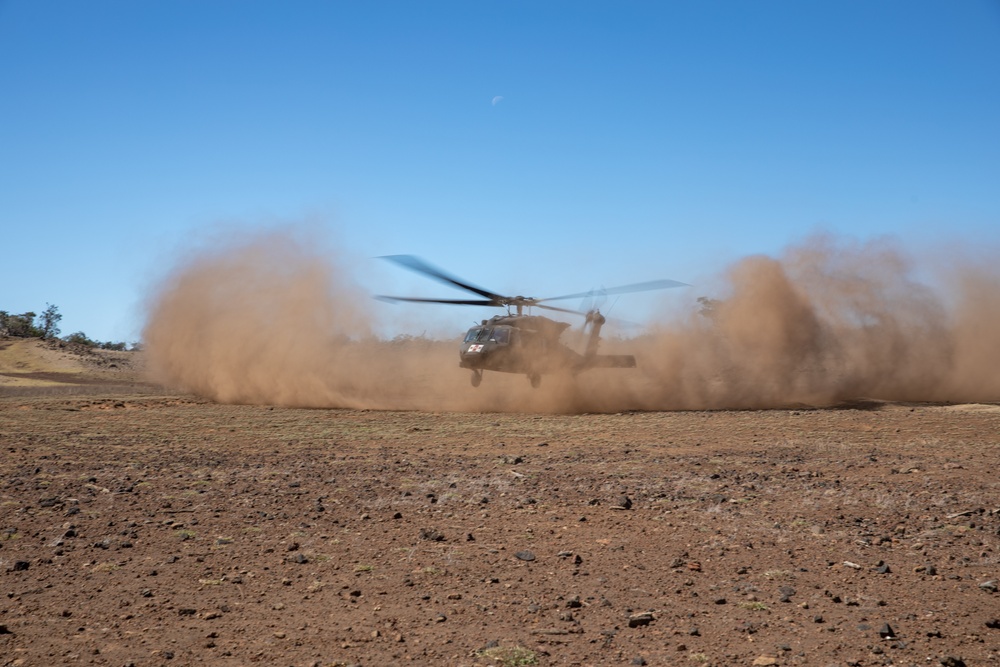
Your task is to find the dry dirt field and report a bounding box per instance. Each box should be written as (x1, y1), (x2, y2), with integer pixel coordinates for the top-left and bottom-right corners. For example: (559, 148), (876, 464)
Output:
(1, 340), (999, 667)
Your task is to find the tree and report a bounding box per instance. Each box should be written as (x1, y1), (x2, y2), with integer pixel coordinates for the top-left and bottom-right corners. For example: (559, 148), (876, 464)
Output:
(0, 311), (41, 337)
(40, 303), (62, 339)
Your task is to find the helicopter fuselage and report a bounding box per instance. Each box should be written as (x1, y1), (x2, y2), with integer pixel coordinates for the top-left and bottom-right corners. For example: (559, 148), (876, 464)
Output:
(458, 314), (634, 386)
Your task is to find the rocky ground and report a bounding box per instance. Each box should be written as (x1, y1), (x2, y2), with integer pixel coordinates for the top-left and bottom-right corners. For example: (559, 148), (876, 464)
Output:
(1, 380), (998, 667)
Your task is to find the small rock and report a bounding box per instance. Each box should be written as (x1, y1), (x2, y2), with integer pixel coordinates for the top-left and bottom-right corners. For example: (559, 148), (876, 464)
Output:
(778, 586), (795, 602)
(434, 613), (447, 623)
(752, 657), (778, 667)
(12, 561), (29, 572)
(611, 496), (633, 510)
(688, 626), (700, 636)
(514, 550), (535, 562)
(627, 612), (654, 628)
(631, 658), (647, 666)
(979, 580), (997, 593)
(985, 618), (1000, 629)
(875, 563), (891, 574)
(878, 623), (896, 639)
(940, 658), (967, 667)
(419, 528), (445, 542)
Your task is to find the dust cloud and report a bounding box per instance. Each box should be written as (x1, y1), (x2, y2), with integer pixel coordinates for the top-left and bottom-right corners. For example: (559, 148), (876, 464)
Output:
(144, 229), (1000, 413)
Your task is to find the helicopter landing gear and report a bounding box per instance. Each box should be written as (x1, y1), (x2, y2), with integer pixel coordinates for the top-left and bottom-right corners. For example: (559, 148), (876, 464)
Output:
(528, 373), (541, 389)
(471, 370), (482, 387)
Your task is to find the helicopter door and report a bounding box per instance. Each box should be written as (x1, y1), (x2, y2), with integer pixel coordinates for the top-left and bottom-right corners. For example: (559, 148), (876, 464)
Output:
(490, 327), (510, 345)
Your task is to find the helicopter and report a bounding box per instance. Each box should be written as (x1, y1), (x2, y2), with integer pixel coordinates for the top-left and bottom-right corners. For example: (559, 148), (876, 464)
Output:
(376, 255), (688, 388)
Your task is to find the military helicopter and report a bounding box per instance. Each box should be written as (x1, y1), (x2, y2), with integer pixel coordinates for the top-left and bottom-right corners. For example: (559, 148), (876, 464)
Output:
(376, 255), (688, 388)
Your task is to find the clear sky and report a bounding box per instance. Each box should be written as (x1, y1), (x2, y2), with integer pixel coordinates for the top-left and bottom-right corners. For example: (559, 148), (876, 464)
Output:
(2, 1), (998, 342)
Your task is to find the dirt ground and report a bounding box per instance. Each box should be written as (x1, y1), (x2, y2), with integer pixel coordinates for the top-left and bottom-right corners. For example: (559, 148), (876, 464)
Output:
(1, 342), (999, 667)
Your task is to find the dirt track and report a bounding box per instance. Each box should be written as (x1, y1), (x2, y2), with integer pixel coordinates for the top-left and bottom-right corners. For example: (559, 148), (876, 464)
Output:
(2, 384), (999, 667)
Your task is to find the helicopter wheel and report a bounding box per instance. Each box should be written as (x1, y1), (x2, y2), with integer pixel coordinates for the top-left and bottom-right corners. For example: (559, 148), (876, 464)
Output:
(471, 371), (482, 388)
(528, 373), (541, 389)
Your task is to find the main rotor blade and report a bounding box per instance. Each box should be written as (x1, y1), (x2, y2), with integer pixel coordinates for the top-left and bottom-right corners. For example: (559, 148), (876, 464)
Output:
(375, 296), (497, 306)
(540, 278), (690, 303)
(379, 255), (502, 301)
(534, 303), (589, 316)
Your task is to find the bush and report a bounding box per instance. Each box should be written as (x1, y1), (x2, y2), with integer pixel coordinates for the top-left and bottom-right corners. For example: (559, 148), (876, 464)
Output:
(63, 331), (99, 348)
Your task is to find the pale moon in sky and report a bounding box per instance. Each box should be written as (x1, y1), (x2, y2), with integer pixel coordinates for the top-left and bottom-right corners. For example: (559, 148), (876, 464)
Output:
(491, 95), (504, 106)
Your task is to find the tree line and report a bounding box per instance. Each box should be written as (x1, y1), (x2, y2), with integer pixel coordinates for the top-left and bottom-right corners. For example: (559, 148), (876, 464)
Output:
(0, 304), (135, 351)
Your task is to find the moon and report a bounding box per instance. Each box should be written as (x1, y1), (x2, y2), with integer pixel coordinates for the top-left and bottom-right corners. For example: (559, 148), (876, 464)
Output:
(491, 95), (504, 106)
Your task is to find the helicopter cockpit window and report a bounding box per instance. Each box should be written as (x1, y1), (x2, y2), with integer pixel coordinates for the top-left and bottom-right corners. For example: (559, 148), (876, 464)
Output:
(491, 328), (510, 344)
(463, 328), (483, 343)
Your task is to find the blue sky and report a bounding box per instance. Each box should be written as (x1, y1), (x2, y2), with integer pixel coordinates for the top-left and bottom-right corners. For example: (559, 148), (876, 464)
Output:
(2, 1), (998, 342)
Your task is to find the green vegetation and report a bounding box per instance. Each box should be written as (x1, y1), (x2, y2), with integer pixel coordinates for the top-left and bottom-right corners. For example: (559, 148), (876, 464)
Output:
(1, 304), (135, 349)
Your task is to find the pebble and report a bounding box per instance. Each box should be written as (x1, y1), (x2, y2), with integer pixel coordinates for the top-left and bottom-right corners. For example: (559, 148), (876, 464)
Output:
(419, 528), (445, 542)
(752, 657), (778, 666)
(611, 495), (633, 510)
(940, 658), (967, 667)
(514, 550), (535, 562)
(979, 580), (997, 593)
(627, 612), (654, 628)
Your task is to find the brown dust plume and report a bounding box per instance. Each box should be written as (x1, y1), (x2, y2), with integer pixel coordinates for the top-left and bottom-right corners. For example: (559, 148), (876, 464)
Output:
(143, 230), (1000, 412)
